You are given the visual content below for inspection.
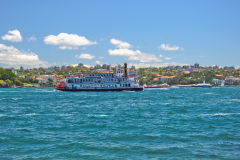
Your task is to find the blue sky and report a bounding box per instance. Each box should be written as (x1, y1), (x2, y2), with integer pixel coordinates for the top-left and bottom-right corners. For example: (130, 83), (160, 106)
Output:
(0, 0), (240, 68)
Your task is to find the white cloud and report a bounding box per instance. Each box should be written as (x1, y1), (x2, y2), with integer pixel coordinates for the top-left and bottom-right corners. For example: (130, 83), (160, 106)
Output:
(160, 43), (183, 51)
(110, 38), (131, 49)
(129, 52), (162, 63)
(44, 33), (96, 50)
(28, 36), (37, 42)
(109, 48), (162, 63)
(1, 30), (22, 42)
(129, 62), (188, 68)
(109, 39), (161, 63)
(108, 48), (137, 56)
(164, 57), (172, 60)
(75, 53), (95, 59)
(99, 56), (104, 59)
(0, 44), (48, 68)
(96, 60), (101, 64)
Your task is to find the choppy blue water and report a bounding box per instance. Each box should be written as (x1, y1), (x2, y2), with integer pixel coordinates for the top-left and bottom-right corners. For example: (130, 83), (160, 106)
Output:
(0, 87), (240, 159)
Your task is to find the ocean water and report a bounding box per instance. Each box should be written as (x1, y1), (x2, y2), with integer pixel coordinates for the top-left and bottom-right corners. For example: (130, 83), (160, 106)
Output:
(0, 87), (240, 159)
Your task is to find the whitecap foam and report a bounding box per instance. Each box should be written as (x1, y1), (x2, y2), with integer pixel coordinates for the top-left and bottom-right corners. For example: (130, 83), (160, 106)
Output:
(205, 92), (215, 95)
(200, 113), (240, 116)
(96, 114), (109, 117)
(231, 99), (240, 102)
(0, 114), (5, 117)
(11, 98), (22, 101)
(25, 113), (40, 116)
(90, 114), (109, 117)
(59, 114), (72, 116)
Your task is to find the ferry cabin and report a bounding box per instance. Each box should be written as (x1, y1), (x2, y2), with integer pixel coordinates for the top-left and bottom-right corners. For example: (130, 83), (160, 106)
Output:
(65, 73), (138, 89)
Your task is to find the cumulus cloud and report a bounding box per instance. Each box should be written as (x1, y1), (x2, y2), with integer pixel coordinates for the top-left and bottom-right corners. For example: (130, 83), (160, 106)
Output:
(75, 53), (95, 59)
(44, 33), (96, 50)
(1, 30), (22, 42)
(160, 43), (183, 51)
(164, 57), (172, 60)
(0, 44), (48, 68)
(110, 38), (131, 49)
(28, 36), (37, 42)
(129, 62), (188, 68)
(109, 39), (161, 63)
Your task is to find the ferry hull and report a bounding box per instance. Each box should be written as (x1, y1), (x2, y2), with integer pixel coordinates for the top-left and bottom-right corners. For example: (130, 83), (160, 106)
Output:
(56, 87), (143, 92)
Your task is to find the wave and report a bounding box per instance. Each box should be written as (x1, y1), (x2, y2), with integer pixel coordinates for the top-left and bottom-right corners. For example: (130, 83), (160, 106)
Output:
(0, 91), (18, 92)
(199, 113), (240, 116)
(231, 99), (240, 102)
(88, 114), (110, 117)
(11, 98), (22, 100)
(25, 113), (72, 116)
(204, 92), (216, 95)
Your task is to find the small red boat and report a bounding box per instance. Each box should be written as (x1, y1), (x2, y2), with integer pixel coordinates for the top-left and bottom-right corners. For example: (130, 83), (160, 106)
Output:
(56, 81), (66, 90)
(144, 83), (170, 89)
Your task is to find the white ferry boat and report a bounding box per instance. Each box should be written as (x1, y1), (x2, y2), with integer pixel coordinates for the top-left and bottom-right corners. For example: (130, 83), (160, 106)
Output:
(56, 63), (143, 91)
(191, 81), (212, 88)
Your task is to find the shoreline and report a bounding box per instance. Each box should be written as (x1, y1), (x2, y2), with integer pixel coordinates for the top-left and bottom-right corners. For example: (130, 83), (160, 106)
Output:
(1, 85), (240, 89)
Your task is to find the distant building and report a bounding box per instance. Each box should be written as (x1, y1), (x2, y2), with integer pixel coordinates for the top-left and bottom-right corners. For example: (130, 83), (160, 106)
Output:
(34, 75), (56, 83)
(194, 63), (199, 68)
(102, 64), (107, 69)
(183, 65), (190, 70)
(224, 66), (235, 70)
(212, 65), (219, 69)
(175, 66), (181, 69)
(60, 66), (66, 71)
(215, 74), (225, 80)
(48, 67), (55, 72)
(106, 65), (111, 70)
(184, 71), (191, 74)
(193, 68), (200, 73)
(95, 64), (101, 68)
(116, 64), (122, 71)
(128, 70), (137, 78)
(131, 65), (136, 70)
(78, 63), (84, 68)
(212, 79), (220, 85)
(159, 76), (175, 81)
(20, 66), (24, 71)
(225, 76), (240, 85)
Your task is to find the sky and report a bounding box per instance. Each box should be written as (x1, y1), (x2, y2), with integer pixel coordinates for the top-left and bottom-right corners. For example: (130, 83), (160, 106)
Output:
(0, 0), (240, 68)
